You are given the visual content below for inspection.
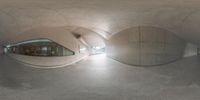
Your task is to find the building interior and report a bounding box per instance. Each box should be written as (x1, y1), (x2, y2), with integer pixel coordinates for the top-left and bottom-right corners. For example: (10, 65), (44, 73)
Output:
(0, 0), (200, 100)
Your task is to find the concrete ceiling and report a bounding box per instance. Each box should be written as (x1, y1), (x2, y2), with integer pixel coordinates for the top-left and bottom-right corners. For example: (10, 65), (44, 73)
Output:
(0, 0), (200, 45)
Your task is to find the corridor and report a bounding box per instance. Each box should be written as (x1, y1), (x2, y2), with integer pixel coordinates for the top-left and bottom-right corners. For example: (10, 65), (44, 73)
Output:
(0, 54), (200, 100)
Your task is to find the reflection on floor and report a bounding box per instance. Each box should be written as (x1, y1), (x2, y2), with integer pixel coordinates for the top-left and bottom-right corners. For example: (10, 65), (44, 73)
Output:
(0, 54), (200, 100)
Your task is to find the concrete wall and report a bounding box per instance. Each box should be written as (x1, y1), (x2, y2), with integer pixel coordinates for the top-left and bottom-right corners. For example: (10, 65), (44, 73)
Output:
(184, 43), (198, 57)
(7, 27), (81, 54)
(106, 26), (186, 66)
(0, 46), (3, 54)
(9, 53), (88, 68)
(5, 27), (89, 67)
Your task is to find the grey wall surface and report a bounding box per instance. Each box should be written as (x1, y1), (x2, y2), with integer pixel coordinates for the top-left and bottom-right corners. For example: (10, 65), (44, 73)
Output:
(9, 53), (88, 68)
(106, 26), (186, 66)
(1, 2), (200, 46)
(184, 43), (198, 57)
(0, 46), (3, 54)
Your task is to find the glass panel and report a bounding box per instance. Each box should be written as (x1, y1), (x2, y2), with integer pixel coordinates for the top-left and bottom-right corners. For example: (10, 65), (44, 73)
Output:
(91, 46), (106, 54)
(6, 38), (75, 57)
(80, 48), (87, 54)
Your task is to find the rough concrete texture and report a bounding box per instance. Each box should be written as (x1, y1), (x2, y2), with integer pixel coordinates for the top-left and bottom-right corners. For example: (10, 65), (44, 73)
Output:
(107, 26), (186, 66)
(0, 54), (200, 100)
(184, 43), (198, 57)
(9, 53), (88, 68)
(1, 0), (200, 46)
(0, 47), (3, 54)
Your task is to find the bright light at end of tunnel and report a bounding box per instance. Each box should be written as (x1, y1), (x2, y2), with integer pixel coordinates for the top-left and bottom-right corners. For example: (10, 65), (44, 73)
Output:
(95, 46), (101, 50)
(80, 48), (86, 51)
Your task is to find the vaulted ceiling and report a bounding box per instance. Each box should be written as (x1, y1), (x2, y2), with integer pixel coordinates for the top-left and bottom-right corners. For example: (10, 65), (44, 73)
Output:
(0, 0), (200, 46)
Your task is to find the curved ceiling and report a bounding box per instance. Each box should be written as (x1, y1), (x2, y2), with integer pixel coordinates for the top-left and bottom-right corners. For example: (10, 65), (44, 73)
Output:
(0, 0), (200, 45)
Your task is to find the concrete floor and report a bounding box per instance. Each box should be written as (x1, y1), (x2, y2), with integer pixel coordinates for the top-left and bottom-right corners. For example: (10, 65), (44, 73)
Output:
(0, 54), (200, 100)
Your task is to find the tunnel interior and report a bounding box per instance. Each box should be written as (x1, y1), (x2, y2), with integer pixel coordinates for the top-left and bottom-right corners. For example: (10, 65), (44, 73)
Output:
(2, 26), (197, 67)
(0, 0), (200, 100)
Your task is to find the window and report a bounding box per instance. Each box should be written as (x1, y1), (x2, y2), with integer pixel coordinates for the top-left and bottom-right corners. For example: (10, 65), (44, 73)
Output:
(6, 38), (75, 57)
(91, 46), (105, 54)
